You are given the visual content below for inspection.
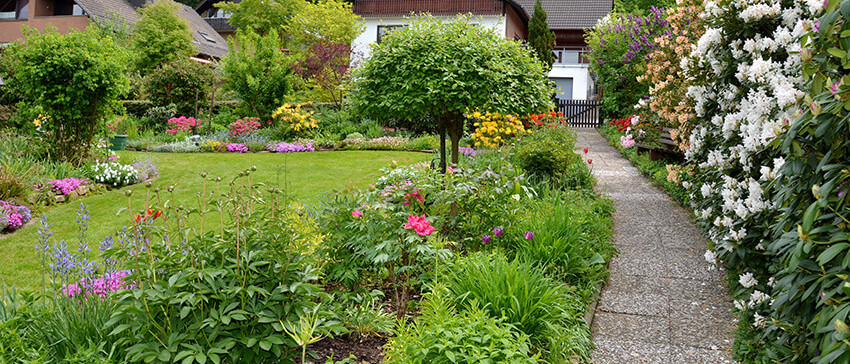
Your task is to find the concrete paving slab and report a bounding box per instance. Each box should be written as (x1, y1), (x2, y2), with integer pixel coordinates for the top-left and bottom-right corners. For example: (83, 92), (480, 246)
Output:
(575, 128), (737, 363)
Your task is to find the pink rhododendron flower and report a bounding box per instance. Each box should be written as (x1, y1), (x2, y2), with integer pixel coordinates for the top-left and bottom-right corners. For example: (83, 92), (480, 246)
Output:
(404, 214), (435, 236)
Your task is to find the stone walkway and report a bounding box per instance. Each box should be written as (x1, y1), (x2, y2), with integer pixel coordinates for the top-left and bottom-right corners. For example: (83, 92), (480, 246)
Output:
(575, 129), (737, 364)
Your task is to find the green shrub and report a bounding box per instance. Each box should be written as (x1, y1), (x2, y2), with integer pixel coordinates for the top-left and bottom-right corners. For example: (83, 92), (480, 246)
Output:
(383, 286), (539, 364)
(7, 26), (129, 164)
(0, 167), (28, 201)
(144, 59), (214, 117)
(141, 103), (178, 132)
(513, 127), (580, 179)
(223, 28), (292, 120)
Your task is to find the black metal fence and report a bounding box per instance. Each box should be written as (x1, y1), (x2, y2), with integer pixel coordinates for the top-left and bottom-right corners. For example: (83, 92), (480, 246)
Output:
(556, 99), (601, 128)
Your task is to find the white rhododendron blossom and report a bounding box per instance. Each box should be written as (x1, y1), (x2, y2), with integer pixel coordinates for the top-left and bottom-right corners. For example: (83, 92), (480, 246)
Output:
(685, 0), (814, 335)
(739, 272), (758, 288)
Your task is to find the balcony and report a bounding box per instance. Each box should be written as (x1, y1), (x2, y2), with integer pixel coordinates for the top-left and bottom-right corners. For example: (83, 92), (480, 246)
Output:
(553, 46), (589, 66)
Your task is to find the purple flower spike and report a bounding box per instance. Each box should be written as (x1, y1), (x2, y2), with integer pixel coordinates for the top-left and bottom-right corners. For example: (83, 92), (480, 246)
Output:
(524, 231), (534, 240)
(482, 235), (491, 244)
(493, 227), (504, 237)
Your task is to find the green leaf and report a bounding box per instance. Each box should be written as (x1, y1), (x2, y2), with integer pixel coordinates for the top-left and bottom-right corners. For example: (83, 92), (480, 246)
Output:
(817, 243), (848, 265)
(259, 339), (272, 351)
(157, 350), (171, 362)
(803, 202), (820, 233)
(195, 352), (207, 364)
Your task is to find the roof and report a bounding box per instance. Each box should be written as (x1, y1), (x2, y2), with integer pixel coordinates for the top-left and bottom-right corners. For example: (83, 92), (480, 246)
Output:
(74, 0), (229, 59)
(515, 0), (612, 30)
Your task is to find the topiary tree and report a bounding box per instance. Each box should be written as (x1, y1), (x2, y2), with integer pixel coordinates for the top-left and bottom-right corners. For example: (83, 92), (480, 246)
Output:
(8, 26), (128, 164)
(351, 15), (552, 173)
(223, 28), (293, 120)
(528, 0), (555, 71)
(131, 0), (196, 73)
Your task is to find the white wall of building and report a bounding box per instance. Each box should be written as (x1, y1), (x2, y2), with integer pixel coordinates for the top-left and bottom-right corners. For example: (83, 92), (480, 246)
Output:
(549, 64), (591, 100)
(352, 15), (506, 61)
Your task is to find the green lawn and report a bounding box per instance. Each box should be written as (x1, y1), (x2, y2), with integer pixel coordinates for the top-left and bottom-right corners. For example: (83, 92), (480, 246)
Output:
(1, 150), (430, 290)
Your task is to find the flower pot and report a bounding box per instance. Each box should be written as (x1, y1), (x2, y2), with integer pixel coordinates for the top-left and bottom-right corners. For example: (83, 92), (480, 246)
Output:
(109, 134), (128, 151)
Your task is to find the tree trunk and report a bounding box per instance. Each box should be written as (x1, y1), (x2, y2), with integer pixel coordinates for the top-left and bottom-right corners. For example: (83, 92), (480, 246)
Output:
(447, 115), (463, 167)
(437, 117), (447, 174)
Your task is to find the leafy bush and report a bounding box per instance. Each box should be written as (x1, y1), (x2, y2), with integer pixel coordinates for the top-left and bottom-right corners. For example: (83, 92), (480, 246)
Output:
(511, 189), (614, 295)
(0, 167), (28, 201)
(6, 27), (129, 163)
(223, 28), (292, 120)
(513, 127), (580, 179)
(383, 286), (540, 364)
(145, 59), (214, 117)
(141, 103), (178, 131)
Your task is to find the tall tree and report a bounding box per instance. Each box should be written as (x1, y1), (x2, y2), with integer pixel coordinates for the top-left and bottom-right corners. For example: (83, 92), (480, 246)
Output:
(216, 0), (301, 35)
(528, 0), (555, 71)
(284, 0), (364, 46)
(130, 0), (195, 73)
(222, 29), (292, 120)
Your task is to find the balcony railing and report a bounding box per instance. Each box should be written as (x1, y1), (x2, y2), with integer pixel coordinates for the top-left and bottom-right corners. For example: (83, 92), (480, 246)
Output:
(553, 47), (590, 65)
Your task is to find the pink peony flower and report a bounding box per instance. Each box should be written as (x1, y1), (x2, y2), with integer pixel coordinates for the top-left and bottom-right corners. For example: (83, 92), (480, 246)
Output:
(404, 214), (435, 236)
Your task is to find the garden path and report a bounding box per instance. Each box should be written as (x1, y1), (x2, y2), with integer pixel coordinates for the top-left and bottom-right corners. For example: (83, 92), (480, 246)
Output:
(575, 128), (737, 363)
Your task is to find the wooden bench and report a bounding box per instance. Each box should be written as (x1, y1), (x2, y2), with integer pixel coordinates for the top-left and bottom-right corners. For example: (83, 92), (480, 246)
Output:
(635, 127), (685, 162)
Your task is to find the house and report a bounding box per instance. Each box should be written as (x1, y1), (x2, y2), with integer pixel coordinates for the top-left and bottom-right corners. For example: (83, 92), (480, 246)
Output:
(516, 0), (611, 100)
(351, 0), (612, 100)
(194, 0), (237, 41)
(350, 0), (530, 60)
(0, 0), (228, 60)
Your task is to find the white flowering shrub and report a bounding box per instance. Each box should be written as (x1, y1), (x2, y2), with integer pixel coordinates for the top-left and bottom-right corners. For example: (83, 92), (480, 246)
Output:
(88, 162), (139, 187)
(682, 0), (819, 360)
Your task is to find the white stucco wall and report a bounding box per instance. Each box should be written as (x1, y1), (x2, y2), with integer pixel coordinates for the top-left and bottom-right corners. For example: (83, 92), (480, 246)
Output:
(352, 15), (507, 62)
(549, 64), (591, 100)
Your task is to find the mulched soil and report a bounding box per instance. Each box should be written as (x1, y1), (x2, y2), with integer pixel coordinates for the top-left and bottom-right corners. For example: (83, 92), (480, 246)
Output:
(302, 334), (387, 363)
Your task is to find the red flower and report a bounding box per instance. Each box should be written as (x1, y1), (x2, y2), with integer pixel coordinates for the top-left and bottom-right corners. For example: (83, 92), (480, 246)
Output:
(588, 159), (593, 165)
(582, 147), (589, 154)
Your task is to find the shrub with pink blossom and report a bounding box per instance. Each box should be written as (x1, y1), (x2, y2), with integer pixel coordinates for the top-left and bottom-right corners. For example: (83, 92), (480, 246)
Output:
(229, 117), (262, 137)
(166, 116), (201, 134)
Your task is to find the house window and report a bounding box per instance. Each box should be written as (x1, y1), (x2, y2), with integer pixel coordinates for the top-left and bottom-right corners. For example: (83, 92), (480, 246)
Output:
(554, 78), (573, 100)
(377, 25), (405, 44)
(53, 0), (85, 16)
(199, 31), (216, 43)
(0, 0), (27, 20)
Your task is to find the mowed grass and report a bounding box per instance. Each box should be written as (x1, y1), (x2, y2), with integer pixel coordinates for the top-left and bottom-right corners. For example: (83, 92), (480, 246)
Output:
(0, 150), (430, 290)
